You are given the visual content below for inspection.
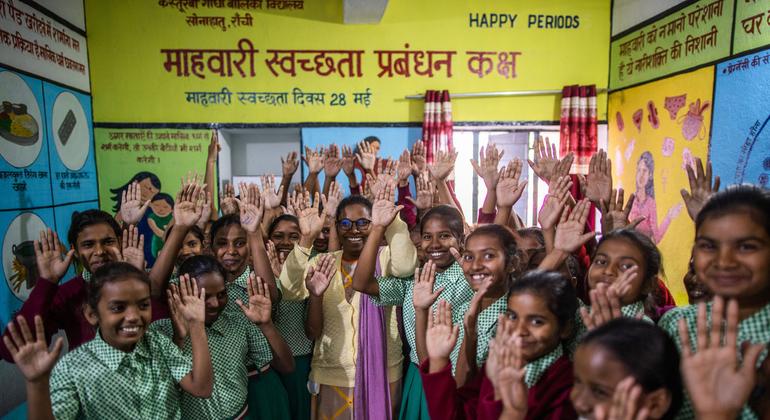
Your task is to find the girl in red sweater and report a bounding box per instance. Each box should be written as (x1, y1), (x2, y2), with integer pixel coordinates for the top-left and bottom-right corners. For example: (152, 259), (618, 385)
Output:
(419, 270), (578, 420)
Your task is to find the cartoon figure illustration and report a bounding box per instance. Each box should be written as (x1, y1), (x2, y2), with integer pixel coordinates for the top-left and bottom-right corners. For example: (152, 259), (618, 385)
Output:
(632, 109), (643, 132)
(628, 151), (683, 244)
(110, 172), (162, 266)
(148, 193), (174, 259)
(679, 99), (710, 141)
(9, 240), (38, 292)
(662, 137), (675, 157)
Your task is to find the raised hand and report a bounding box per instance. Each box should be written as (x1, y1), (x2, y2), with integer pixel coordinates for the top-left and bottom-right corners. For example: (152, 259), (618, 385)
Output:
(281, 151), (299, 178)
(486, 317), (515, 388)
(580, 283), (624, 331)
(428, 148), (458, 181)
(172, 274), (206, 325)
(497, 339), (528, 420)
(196, 190), (212, 230)
(552, 153), (575, 183)
(527, 136), (560, 184)
(167, 284), (189, 341)
(426, 300), (459, 361)
(34, 228), (75, 283)
(413, 260), (444, 310)
(538, 175), (572, 231)
(321, 181), (343, 219)
(406, 171), (434, 211)
(175, 177), (204, 228)
(599, 188), (643, 235)
(355, 141), (377, 172)
(260, 174), (284, 210)
(678, 297), (765, 419)
(236, 273), (273, 325)
(235, 182), (264, 234)
(580, 149), (613, 205)
(207, 129), (221, 162)
(2, 315), (63, 382)
(496, 158), (528, 208)
(297, 190), (324, 237)
(341, 144), (357, 176)
(321, 143), (342, 180)
(607, 266), (639, 301)
(266, 241), (285, 278)
(304, 146), (324, 175)
(372, 179), (404, 227)
(305, 253), (337, 297)
(120, 225), (146, 271)
(120, 181), (151, 225)
(554, 199), (596, 253)
(411, 140), (427, 174)
(220, 182), (239, 216)
(471, 144), (503, 189)
(464, 278), (492, 333)
(681, 157), (719, 221)
(396, 150), (412, 186)
(593, 376), (649, 420)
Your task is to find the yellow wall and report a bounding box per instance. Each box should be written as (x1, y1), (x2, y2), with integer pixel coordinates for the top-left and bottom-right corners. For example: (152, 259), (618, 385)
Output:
(85, 0), (610, 123)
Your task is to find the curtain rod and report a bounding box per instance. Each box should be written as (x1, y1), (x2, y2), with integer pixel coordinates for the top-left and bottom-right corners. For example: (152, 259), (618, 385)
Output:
(404, 88), (609, 100)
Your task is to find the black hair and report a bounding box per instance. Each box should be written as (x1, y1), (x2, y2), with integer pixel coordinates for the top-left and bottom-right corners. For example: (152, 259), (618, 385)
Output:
(363, 136), (381, 145)
(268, 214), (300, 237)
(164, 224), (205, 243)
(87, 262), (150, 311)
(509, 270), (577, 331)
(465, 224), (519, 270)
(209, 214), (242, 247)
(695, 184), (770, 237)
(335, 195), (372, 222)
(580, 318), (683, 420)
(178, 254), (227, 283)
(151, 192), (174, 207)
(420, 205), (464, 243)
(67, 209), (122, 247)
(109, 172), (161, 212)
(517, 227), (545, 247)
(594, 228), (661, 299)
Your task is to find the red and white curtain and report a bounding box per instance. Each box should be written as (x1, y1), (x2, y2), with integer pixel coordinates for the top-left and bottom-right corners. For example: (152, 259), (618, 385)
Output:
(559, 85), (598, 175)
(422, 90), (453, 164)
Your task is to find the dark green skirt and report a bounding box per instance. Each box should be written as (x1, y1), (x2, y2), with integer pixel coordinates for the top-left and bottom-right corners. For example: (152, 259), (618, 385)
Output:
(246, 368), (291, 420)
(399, 362), (431, 420)
(278, 354), (312, 420)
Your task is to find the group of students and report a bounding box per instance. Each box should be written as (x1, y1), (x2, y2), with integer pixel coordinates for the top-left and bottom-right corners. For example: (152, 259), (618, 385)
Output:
(1, 133), (768, 420)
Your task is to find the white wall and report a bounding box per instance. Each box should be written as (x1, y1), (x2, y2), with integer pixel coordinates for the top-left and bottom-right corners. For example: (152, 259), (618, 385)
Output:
(219, 128), (301, 187)
(612, 0), (689, 35)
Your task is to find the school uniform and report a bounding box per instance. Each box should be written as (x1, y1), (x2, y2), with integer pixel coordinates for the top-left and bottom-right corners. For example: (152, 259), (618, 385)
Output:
(371, 261), (474, 420)
(0, 271), (167, 362)
(419, 346), (577, 420)
(568, 300), (652, 356)
(152, 303), (273, 420)
(274, 268), (314, 420)
(49, 329), (192, 419)
(659, 301), (770, 420)
(226, 267), (291, 420)
(451, 295), (509, 368)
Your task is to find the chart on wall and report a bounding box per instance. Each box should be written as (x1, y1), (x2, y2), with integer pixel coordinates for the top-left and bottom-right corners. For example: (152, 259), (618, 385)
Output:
(94, 127), (212, 266)
(608, 67), (714, 304)
(711, 49), (770, 187)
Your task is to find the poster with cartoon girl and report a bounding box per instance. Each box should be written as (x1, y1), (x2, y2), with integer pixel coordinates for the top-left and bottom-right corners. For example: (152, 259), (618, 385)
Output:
(628, 151), (683, 243)
(110, 171), (162, 266)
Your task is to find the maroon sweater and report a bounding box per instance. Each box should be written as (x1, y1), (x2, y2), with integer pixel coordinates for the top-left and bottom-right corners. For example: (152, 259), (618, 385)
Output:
(0, 276), (169, 362)
(419, 356), (577, 420)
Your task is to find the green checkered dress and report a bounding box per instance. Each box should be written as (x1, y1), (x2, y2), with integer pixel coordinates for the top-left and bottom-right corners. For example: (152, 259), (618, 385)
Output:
(658, 302), (770, 420)
(81, 270), (92, 282)
(525, 346), (564, 388)
(452, 294), (509, 368)
(567, 300), (651, 356)
(272, 249), (316, 357)
(49, 329), (193, 419)
(151, 305), (272, 419)
(370, 261), (473, 366)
